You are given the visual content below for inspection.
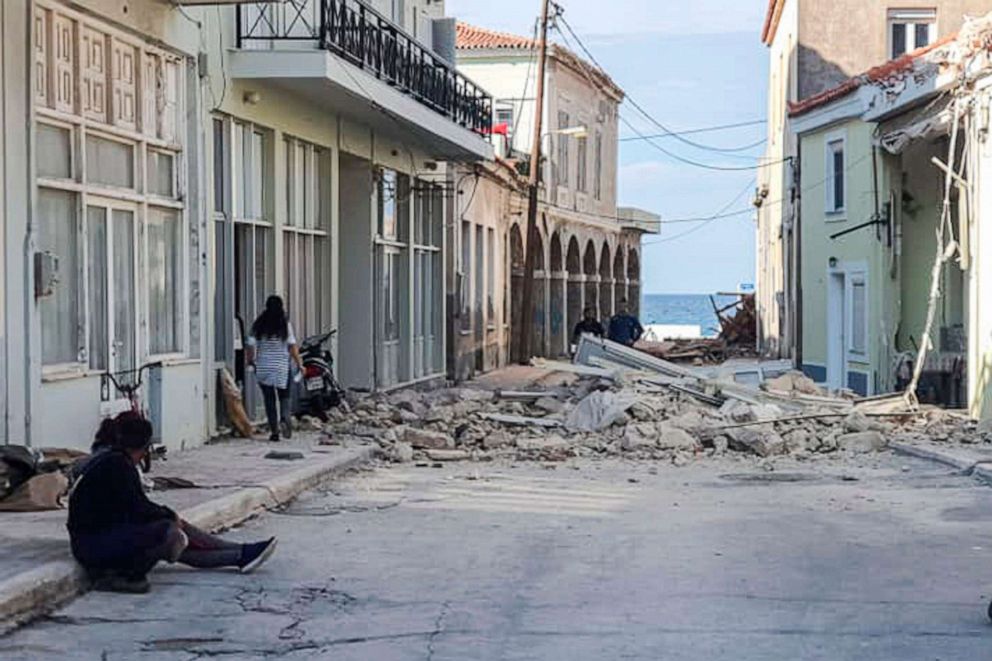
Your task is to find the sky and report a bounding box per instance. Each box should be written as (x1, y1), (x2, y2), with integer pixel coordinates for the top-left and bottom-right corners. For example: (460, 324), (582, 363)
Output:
(447, 0), (769, 295)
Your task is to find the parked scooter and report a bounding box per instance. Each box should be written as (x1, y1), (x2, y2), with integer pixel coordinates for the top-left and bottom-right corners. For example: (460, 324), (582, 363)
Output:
(295, 329), (344, 421)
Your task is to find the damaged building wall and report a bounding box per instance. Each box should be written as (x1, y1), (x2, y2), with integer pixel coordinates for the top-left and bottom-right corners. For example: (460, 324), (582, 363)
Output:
(447, 164), (517, 383)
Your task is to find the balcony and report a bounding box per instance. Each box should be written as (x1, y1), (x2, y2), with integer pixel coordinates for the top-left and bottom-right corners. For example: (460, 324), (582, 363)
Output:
(234, 0), (493, 160)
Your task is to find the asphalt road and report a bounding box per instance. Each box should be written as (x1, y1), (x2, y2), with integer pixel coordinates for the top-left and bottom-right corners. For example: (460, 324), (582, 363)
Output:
(3, 452), (992, 660)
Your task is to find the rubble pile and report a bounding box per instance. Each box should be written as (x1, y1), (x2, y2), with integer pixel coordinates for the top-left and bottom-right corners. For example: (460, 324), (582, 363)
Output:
(317, 337), (980, 466)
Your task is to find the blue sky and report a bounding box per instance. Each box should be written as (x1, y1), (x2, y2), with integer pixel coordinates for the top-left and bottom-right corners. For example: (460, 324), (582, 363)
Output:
(448, 0), (768, 294)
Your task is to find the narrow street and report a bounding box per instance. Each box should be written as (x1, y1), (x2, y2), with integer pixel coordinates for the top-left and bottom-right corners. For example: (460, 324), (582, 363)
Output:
(3, 453), (991, 660)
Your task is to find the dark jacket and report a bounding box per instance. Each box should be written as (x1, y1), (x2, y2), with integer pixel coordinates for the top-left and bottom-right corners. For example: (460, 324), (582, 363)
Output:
(67, 449), (175, 537)
(607, 313), (644, 346)
(572, 318), (605, 344)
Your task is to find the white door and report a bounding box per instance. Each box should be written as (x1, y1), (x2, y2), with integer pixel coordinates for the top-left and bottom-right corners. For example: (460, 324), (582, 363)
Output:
(87, 200), (138, 403)
(826, 271), (847, 390)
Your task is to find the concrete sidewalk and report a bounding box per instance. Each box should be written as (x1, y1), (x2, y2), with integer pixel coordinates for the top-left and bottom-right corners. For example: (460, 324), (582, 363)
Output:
(890, 438), (992, 479)
(0, 433), (378, 634)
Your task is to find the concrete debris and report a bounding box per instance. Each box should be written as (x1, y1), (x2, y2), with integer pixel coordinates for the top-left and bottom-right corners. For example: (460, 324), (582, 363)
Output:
(325, 339), (979, 467)
(837, 431), (888, 454)
(402, 427), (454, 450)
(565, 390), (638, 432)
(424, 449), (471, 462)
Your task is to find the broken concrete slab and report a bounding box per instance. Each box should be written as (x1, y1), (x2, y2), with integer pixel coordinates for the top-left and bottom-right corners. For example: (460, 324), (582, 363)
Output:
(402, 428), (454, 450)
(424, 449), (471, 462)
(837, 431), (887, 454)
(479, 413), (563, 428)
(565, 390), (638, 432)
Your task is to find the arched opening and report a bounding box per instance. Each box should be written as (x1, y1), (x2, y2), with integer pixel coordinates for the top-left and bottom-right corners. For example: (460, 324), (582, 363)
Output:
(583, 240), (598, 321)
(530, 230), (546, 358)
(566, 237), (582, 350)
(509, 224), (525, 363)
(627, 248), (641, 317)
(599, 242), (612, 322)
(613, 249), (626, 318)
(549, 232), (565, 356)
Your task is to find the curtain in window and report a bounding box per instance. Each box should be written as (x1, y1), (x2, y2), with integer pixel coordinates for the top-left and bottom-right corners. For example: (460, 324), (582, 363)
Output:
(112, 210), (136, 373)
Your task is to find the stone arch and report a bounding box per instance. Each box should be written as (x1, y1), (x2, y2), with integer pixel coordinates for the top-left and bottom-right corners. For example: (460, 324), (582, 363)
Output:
(566, 237), (582, 344)
(598, 242), (612, 321)
(549, 232), (564, 356)
(583, 240), (598, 319)
(613, 248), (626, 316)
(627, 248), (641, 316)
(549, 232), (563, 272)
(509, 224), (525, 362)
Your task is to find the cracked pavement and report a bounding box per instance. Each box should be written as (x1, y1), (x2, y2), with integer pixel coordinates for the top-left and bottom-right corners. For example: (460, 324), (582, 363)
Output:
(3, 452), (992, 659)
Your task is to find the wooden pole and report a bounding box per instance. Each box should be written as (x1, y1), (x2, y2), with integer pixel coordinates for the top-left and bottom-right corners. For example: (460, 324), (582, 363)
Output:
(517, 0), (551, 364)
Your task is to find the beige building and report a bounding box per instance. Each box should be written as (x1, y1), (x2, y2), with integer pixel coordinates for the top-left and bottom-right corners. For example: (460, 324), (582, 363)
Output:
(449, 23), (658, 380)
(756, 0), (987, 361)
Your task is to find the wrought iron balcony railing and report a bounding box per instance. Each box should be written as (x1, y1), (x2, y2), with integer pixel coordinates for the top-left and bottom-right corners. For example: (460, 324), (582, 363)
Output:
(236, 0), (493, 136)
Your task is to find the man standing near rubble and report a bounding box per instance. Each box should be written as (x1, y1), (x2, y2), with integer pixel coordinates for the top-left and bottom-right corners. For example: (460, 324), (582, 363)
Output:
(608, 299), (644, 347)
(572, 306), (605, 349)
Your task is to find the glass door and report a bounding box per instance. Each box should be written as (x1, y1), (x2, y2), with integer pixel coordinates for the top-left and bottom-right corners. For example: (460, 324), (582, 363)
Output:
(87, 200), (137, 403)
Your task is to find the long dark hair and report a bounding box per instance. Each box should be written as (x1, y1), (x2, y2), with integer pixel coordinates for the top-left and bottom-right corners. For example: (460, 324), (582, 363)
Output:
(252, 295), (289, 340)
(93, 411), (153, 453)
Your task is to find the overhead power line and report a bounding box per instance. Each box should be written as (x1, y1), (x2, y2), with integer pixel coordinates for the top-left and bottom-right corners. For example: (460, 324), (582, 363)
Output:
(555, 13), (766, 156)
(619, 119), (767, 141)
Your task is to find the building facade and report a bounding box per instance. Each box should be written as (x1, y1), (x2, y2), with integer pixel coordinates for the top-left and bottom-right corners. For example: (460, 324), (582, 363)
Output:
(791, 18), (992, 414)
(756, 0), (988, 361)
(3, 0), (492, 451)
(449, 23), (658, 381)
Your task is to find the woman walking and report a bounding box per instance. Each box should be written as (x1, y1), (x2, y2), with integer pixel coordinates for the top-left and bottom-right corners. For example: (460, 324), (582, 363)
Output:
(247, 295), (303, 442)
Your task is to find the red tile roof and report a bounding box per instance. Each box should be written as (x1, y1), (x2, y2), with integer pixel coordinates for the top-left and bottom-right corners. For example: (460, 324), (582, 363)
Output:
(788, 35), (954, 117)
(455, 22), (624, 101)
(456, 22), (538, 51)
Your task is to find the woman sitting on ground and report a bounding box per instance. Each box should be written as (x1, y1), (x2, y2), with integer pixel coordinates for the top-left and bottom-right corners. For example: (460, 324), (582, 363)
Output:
(68, 411), (278, 594)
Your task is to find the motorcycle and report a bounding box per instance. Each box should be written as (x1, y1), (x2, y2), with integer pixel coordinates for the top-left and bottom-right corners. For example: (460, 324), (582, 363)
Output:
(295, 329), (344, 421)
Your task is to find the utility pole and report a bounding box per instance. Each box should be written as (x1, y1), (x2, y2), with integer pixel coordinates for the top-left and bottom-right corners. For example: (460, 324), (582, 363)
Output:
(518, 0), (551, 364)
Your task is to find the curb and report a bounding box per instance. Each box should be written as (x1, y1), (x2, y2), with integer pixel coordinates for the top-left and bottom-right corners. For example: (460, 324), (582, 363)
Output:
(888, 441), (979, 472)
(0, 446), (376, 635)
(971, 463), (992, 486)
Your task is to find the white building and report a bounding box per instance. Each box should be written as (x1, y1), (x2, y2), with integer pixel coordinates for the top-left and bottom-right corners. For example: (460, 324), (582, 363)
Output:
(1, 0), (492, 451)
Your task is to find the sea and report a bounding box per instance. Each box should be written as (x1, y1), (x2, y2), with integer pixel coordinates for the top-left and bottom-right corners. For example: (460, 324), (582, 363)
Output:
(640, 293), (740, 339)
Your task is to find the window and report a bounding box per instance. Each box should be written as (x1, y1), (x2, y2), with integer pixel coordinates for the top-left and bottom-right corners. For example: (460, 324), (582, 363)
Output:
(37, 123), (72, 180)
(576, 136), (588, 193)
(848, 273), (867, 357)
(85, 134), (135, 189)
(391, 0), (406, 27)
(283, 136), (331, 338)
(148, 207), (182, 354)
(557, 111), (570, 187)
(460, 220), (471, 331)
(825, 135), (845, 214)
(487, 228), (495, 325)
(37, 188), (80, 365)
(594, 131), (603, 200)
(889, 9), (935, 59)
(33, 5), (187, 369)
(495, 106), (514, 129)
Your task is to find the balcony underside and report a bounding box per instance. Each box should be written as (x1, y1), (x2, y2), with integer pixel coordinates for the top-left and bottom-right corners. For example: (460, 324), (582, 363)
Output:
(229, 50), (493, 162)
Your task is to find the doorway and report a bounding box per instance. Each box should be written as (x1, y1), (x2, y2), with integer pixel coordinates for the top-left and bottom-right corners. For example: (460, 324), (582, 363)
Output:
(826, 271), (846, 390)
(86, 200), (138, 407)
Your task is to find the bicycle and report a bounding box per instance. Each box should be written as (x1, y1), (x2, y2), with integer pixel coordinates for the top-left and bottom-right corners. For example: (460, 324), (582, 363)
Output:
(101, 361), (165, 472)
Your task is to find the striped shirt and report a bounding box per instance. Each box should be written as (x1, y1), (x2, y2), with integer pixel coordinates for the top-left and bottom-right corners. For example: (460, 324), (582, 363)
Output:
(247, 323), (297, 388)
